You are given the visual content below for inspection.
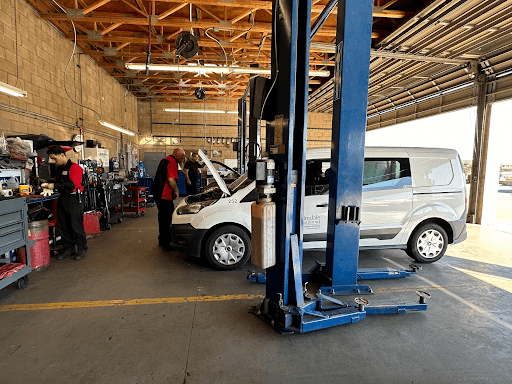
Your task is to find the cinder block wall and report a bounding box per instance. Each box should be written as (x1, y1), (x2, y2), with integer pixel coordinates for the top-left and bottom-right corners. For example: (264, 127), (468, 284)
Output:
(138, 101), (241, 164)
(0, 0), (138, 162)
(138, 102), (333, 163)
(307, 112), (332, 149)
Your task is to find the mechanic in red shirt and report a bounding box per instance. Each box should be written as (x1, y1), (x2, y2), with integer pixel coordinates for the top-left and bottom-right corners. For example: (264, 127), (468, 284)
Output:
(42, 146), (88, 261)
(151, 148), (186, 250)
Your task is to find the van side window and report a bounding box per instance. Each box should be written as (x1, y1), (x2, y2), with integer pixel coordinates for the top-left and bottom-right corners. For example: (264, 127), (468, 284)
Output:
(412, 158), (454, 186)
(305, 159), (330, 195)
(363, 158), (412, 190)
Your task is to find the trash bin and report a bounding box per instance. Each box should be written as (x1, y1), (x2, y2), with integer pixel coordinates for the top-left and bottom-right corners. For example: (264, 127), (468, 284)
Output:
(19, 220), (50, 270)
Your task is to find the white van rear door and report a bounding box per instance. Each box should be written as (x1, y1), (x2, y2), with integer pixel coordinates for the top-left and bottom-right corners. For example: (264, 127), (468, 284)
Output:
(360, 155), (413, 246)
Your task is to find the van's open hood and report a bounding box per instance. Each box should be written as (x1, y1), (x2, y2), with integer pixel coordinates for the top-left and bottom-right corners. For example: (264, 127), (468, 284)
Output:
(198, 149), (230, 196)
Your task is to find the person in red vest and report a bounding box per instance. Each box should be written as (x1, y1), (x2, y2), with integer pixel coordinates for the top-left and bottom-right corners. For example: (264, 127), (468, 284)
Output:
(42, 146), (87, 261)
(151, 148), (186, 250)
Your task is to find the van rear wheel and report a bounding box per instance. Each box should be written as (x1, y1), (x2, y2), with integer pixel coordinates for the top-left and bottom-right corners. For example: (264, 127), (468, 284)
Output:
(408, 223), (448, 263)
(204, 225), (251, 270)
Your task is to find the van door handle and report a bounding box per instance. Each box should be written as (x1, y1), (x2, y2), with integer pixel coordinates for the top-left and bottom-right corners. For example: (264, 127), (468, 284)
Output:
(316, 203), (328, 207)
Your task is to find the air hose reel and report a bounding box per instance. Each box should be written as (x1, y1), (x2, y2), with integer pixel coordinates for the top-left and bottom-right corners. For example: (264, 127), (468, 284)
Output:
(175, 32), (199, 59)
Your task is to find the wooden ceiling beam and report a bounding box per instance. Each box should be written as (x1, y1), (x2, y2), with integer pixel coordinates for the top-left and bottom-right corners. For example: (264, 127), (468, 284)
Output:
(147, 1), (409, 18)
(132, 89), (246, 95)
(57, 22), (367, 40)
(70, 35), (354, 54)
(43, 14), (269, 32)
(83, 0), (111, 15)
(120, 0), (147, 17)
(231, 9), (254, 25)
(101, 22), (123, 35)
(135, 0), (149, 17)
(229, 31), (249, 43)
(167, 28), (183, 40)
(88, 50), (335, 66)
(117, 42), (131, 50)
(381, 0), (401, 10)
(194, 5), (222, 22)
(142, 83), (246, 90)
(158, 3), (188, 21)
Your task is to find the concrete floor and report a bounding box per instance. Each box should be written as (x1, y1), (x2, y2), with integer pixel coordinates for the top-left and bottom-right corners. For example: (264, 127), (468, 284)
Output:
(0, 207), (511, 384)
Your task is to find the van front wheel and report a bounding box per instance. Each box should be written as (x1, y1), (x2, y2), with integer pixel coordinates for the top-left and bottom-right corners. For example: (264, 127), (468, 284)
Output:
(204, 226), (251, 270)
(408, 223), (448, 263)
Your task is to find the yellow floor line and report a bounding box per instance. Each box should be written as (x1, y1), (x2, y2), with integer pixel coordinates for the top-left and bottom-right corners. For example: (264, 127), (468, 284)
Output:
(0, 294), (264, 312)
(383, 258), (512, 331)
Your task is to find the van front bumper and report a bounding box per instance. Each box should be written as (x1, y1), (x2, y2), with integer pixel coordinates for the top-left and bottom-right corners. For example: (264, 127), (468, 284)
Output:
(170, 224), (207, 258)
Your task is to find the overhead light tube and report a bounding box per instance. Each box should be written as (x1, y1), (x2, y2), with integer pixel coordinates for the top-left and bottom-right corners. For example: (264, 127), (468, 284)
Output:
(164, 109), (249, 114)
(126, 63), (330, 78)
(0, 80), (27, 97)
(99, 120), (135, 136)
(164, 108), (225, 114)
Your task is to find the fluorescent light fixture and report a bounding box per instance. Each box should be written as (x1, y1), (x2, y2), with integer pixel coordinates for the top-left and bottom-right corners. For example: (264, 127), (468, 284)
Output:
(126, 63), (330, 78)
(164, 109), (249, 114)
(99, 120), (135, 136)
(0, 80), (27, 97)
(164, 108), (225, 114)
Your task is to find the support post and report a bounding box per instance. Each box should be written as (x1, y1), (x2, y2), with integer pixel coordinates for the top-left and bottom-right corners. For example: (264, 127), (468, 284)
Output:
(263, 0), (311, 309)
(475, 104), (492, 224)
(248, 116), (261, 163)
(324, 0), (374, 293)
(467, 72), (491, 224)
(237, 98), (247, 174)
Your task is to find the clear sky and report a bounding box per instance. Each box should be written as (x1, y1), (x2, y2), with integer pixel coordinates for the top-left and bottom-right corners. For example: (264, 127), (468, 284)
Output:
(365, 99), (512, 164)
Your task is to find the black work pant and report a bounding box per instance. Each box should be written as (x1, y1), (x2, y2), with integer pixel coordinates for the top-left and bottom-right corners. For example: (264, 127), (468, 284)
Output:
(57, 195), (87, 251)
(186, 181), (198, 196)
(155, 198), (175, 246)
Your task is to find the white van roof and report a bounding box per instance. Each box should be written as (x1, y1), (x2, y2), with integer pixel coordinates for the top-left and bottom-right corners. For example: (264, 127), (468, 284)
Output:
(305, 146), (459, 160)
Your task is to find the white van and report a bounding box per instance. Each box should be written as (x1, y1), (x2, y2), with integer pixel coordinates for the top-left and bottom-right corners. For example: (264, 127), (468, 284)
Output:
(171, 147), (467, 270)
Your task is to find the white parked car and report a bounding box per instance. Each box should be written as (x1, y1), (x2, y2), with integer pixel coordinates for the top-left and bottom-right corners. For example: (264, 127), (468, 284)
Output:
(171, 147), (467, 270)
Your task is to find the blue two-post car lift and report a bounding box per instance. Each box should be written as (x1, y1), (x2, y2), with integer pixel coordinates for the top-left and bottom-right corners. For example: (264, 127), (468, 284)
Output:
(246, 0), (431, 333)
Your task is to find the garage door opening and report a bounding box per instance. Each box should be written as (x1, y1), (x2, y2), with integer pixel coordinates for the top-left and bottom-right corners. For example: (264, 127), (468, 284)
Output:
(365, 102), (512, 233)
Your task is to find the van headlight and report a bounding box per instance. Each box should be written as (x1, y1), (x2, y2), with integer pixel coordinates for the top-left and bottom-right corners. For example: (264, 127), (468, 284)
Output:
(176, 201), (214, 215)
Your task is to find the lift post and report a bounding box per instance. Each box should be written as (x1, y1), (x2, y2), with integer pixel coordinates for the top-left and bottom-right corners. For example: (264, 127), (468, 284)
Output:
(322, 0), (374, 296)
(237, 97), (247, 174)
(251, 0), (429, 333)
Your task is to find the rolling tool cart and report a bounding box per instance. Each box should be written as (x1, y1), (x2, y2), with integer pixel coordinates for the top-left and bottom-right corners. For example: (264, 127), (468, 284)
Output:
(0, 197), (34, 290)
(96, 178), (124, 230)
(138, 177), (155, 206)
(123, 186), (147, 217)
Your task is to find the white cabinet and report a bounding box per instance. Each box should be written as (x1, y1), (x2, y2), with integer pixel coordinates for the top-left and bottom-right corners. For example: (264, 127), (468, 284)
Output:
(84, 148), (110, 171)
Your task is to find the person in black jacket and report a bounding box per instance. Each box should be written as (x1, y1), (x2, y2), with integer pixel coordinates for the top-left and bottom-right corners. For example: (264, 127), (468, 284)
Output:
(184, 152), (204, 196)
(151, 148), (185, 250)
(42, 146), (88, 261)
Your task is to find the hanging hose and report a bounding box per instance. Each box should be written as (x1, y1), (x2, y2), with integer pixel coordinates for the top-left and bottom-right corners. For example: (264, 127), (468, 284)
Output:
(51, 0), (101, 121)
(146, 0), (152, 76)
(204, 10), (254, 67)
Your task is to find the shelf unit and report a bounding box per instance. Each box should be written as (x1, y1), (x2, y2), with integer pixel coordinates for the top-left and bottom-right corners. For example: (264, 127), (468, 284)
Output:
(0, 197), (34, 290)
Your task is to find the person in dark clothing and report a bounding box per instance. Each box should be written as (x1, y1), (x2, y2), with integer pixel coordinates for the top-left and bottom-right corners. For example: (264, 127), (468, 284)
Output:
(41, 146), (87, 261)
(184, 152), (204, 196)
(151, 148), (185, 250)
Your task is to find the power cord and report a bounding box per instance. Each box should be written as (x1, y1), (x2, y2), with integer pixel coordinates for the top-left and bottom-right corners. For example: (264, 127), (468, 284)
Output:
(51, 0), (102, 121)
